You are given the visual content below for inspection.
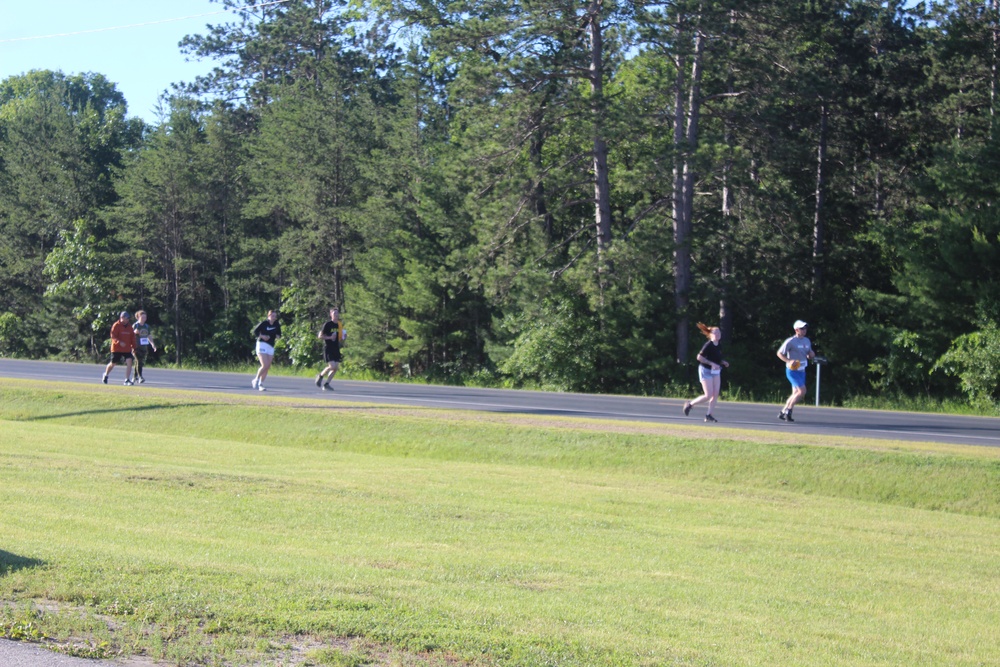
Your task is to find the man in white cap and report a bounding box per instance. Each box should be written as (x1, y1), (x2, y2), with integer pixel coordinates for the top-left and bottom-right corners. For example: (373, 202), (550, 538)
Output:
(776, 320), (815, 422)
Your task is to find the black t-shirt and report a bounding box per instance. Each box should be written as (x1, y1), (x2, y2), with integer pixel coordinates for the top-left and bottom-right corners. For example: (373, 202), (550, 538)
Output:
(699, 341), (723, 368)
(253, 319), (281, 343)
(321, 320), (341, 352)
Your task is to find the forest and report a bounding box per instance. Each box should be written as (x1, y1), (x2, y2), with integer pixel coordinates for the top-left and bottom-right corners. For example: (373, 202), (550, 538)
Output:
(1, 0), (999, 407)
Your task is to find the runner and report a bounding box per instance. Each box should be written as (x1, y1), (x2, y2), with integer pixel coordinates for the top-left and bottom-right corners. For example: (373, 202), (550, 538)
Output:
(682, 323), (729, 422)
(130, 310), (157, 384)
(776, 319), (815, 422)
(251, 309), (281, 392)
(102, 311), (136, 386)
(315, 308), (346, 391)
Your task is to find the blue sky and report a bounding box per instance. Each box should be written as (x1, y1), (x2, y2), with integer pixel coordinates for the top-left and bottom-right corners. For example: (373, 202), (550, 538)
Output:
(0, 1), (235, 123)
(1, 1), (927, 125)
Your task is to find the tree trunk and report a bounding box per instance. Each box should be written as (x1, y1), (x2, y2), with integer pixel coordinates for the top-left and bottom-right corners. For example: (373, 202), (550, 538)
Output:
(672, 22), (705, 364)
(588, 0), (612, 296)
(992, 0), (998, 136)
(812, 101), (827, 294)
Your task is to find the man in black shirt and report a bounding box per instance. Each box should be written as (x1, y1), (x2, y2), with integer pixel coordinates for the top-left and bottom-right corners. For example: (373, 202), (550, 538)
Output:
(315, 308), (345, 391)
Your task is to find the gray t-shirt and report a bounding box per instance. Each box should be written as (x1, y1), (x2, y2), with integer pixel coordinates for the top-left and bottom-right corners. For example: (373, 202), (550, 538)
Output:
(778, 336), (813, 368)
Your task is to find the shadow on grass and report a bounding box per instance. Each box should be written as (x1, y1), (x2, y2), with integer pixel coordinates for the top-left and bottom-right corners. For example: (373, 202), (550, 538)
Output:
(23, 403), (206, 422)
(0, 550), (44, 576)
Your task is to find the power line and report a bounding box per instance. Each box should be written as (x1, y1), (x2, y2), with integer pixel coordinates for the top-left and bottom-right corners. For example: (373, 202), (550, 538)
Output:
(0, 0), (291, 44)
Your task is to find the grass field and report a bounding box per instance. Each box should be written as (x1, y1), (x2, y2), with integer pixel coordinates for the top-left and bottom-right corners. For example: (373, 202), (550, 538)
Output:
(1, 378), (998, 666)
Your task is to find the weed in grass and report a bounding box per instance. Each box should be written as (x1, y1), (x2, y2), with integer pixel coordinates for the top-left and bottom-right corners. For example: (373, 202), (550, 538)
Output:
(1, 612), (45, 641)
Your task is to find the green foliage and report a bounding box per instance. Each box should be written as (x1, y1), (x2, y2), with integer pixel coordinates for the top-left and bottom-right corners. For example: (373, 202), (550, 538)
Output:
(868, 329), (942, 395)
(934, 320), (1000, 408)
(0, 312), (25, 357)
(3, 2), (1000, 404)
(499, 298), (603, 392)
(279, 284), (324, 369)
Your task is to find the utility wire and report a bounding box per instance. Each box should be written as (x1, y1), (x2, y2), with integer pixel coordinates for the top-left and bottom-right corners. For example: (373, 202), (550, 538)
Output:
(0, 0), (290, 44)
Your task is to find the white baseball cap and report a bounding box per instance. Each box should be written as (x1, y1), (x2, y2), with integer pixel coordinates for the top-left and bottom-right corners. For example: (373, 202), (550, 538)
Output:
(793, 320), (808, 329)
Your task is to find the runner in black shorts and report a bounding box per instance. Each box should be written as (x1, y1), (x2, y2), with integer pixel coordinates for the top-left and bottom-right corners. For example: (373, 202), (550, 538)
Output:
(315, 308), (345, 391)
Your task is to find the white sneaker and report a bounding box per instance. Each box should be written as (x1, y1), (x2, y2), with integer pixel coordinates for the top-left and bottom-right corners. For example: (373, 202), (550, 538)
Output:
(251, 377), (258, 389)
(257, 384), (266, 392)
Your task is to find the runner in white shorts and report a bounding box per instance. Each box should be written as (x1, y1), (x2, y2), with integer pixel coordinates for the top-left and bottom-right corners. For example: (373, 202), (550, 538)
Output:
(251, 309), (281, 391)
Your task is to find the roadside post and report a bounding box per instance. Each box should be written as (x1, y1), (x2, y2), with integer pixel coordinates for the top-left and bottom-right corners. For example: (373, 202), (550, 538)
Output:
(814, 356), (828, 406)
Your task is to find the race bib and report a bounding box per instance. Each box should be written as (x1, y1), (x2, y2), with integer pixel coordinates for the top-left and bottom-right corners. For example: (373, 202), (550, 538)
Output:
(140, 337), (150, 345)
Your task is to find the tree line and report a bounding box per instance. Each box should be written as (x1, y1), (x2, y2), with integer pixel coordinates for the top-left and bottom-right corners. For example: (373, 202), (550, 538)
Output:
(1, 0), (999, 407)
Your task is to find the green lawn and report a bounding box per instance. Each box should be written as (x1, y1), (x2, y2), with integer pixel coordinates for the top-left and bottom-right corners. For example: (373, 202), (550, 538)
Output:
(1, 379), (998, 666)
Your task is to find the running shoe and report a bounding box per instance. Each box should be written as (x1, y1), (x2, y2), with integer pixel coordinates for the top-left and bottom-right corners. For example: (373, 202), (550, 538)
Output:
(258, 384), (266, 392)
(315, 374), (323, 387)
(682, 402), (692, 416)
(785, 413), (795, 423)
(123, 379), (134, 386)
(323, 382), (332, 391)
(704, 414), (717, 423)
(251, 377), (258, 389)
(138, 376), (145, 384)
(102, 374), (108, 384)
(778, 411), (787, 421)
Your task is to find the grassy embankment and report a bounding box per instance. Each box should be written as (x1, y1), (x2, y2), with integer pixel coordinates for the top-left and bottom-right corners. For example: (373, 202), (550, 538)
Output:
(1, 378), (998, 666)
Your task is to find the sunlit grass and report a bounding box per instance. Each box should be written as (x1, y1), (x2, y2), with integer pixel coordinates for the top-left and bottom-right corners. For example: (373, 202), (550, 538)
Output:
(1, 379), (998, 666)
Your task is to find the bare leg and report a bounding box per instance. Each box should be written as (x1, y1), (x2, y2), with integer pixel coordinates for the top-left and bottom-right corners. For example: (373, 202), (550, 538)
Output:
(256, 353), (273, 384)
(705, 375), (721, 415)
(688, 377), (714, 409)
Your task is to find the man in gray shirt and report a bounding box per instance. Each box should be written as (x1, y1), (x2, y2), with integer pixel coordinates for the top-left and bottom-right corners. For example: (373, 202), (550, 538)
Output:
(776, 320), (815, 422)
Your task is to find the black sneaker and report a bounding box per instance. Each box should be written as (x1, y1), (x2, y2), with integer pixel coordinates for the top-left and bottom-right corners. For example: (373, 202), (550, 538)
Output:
(123, 379), (134, 386)
(138, 376), (145, 384)
(323, 382), (332, 391)
(704, 414), (718, 423)
(102, 374), (108, 384)
(785, 413), (795, 423)
(315, 374), (323, 387)
(778, 411), (787, 421)
(683, 402), (692, 416)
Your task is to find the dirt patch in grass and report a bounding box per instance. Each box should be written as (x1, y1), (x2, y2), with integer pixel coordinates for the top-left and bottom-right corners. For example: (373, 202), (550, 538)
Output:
(5, 600), (476, 667)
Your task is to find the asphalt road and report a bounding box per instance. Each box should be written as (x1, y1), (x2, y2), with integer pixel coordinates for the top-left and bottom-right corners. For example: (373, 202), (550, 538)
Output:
(2, 358), (999, 447)
(0, 639), (150, 667)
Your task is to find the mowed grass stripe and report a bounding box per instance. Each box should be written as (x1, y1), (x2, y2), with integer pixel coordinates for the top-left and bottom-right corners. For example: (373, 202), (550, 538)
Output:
(0, 381), (998, 666)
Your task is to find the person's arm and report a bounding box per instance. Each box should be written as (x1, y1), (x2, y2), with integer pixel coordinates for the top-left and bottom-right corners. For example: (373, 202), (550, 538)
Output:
(252, 321), (269, 341)
(777, 340), (796, 367)
(110, 322), (122, 350)
(776, 339), (789, 363)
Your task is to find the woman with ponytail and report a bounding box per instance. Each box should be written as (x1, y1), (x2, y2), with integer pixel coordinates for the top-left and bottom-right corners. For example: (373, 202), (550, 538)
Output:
(682, 323), (729, 423)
